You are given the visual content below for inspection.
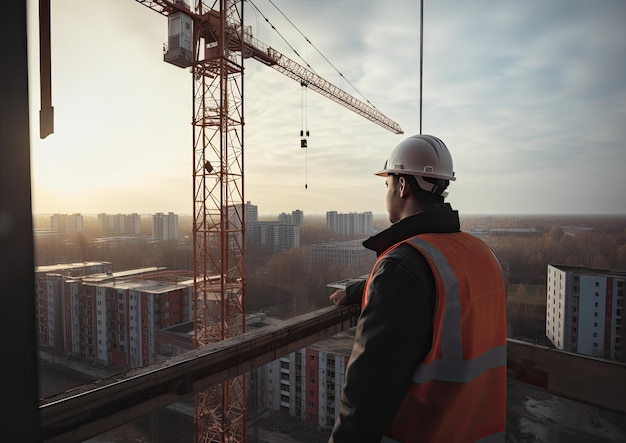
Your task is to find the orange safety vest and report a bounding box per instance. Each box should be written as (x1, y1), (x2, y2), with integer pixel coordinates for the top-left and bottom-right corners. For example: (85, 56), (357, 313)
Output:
(362, 232), (508, 443)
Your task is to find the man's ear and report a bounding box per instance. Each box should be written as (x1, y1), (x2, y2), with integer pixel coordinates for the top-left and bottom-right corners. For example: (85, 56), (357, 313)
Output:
(398, 176), (407, 197)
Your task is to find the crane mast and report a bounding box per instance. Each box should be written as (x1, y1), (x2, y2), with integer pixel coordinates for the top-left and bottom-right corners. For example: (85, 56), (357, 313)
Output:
(140, 3), (403, 443)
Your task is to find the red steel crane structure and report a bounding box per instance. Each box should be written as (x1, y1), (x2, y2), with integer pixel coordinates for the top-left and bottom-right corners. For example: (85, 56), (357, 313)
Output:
(40, 0), (402, 441)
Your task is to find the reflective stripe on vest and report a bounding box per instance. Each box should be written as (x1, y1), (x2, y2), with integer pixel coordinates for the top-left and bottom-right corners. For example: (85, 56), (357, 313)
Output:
(407, 237), (507, 384)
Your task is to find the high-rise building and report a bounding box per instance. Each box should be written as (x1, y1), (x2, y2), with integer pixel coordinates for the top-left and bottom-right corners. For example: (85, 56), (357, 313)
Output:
(546, 264), (625, 361)
(278, 210), (304, 226)
(326, 211), (373, 236)
(51, 213), (84, 234)
(245, 201), (258, 226)
(248, 222), (300, 252)
(98, 213), (141, 236)
(152, 212), (179, 240)
(292, 209), (304, 226)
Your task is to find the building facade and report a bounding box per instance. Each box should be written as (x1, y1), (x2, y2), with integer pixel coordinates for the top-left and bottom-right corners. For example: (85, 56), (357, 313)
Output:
(278, 209), (304, 226)
(546, 264), (625, 361)
(51, 213), (84, 234)
(248, 222), (300, 252)
(326, 211), (373, 236)
(36, 264), (194, 369)
(97, 213), (141, 236)
(152, 212), (179, 240)
(245, 201), (258, 227)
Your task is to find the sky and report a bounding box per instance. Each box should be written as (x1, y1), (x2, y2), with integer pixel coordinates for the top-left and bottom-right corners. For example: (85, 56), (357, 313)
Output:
(27, 0), (626, 216)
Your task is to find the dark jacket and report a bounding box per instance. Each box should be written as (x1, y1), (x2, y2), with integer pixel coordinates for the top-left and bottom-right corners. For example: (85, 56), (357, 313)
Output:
(329, 203), (461, 443)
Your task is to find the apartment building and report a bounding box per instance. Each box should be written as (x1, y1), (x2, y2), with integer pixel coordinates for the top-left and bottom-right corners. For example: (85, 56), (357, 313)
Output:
(245, 201), (258, 226)
(326, 211), (373, 236)
(97, 213), (141, 236)
(278, 209), (304, 226)
(152, 212), (179, 240)
(247, 317), (352, 430)
(50, 213), (84, 234)
(546, 264), (625, 361)
(36, 264), (194, 369)
(248, 222), (300, 252)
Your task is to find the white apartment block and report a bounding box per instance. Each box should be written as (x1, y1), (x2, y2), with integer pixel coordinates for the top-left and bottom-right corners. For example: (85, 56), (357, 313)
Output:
(546, 264), (625, 361)
(152, 212), (179, 240)
(50, 213), (84, 234)
(326, 211), (373, 236)
(98, 213), (141, 236)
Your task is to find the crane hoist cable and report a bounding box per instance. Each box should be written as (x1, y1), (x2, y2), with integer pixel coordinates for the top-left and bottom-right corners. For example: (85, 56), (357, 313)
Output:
(301, 82), (309, 189)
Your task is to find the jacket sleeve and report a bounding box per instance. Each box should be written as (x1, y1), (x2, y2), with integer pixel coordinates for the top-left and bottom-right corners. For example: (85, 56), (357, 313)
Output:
(329, 246), (436, 443)
(345, 279), (366, 305)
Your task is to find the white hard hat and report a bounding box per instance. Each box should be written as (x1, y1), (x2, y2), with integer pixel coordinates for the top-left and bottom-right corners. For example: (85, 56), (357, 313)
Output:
(376, 134), (456, 180)
(376, 134), (456, 195)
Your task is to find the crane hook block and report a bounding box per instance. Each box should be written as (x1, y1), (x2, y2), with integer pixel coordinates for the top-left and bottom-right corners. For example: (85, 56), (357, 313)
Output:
(301, 139), (307, 148)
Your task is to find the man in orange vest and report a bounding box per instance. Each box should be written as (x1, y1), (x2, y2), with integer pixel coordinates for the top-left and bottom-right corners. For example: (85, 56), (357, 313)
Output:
(328, 135), (508, 443)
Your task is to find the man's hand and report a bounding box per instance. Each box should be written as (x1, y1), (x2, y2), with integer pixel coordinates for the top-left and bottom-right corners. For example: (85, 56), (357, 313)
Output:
(329, 289), (348, 306)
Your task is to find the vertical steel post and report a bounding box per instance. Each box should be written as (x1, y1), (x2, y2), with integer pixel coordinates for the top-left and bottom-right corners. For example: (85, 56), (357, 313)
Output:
(0, 1), (42, 440)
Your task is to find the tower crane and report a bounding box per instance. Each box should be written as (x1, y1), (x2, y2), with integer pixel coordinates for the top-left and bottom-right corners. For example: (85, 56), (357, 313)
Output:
(39, 0), (403, 441)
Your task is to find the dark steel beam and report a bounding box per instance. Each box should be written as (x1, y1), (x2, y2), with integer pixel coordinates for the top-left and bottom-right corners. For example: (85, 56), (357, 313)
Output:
(0, 1), (42, 441)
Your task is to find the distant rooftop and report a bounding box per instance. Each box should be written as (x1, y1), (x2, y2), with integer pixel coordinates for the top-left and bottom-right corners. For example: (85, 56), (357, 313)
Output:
(550, 263), (626, 277)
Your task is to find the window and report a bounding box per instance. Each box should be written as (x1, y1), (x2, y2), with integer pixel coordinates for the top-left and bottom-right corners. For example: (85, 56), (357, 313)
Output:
(594, 312), (598, 317)
(595, 282), (600, 287)
(593, 332), (598, 337)
(594, 302), (599, 307)
(593, 343), (598, 348)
